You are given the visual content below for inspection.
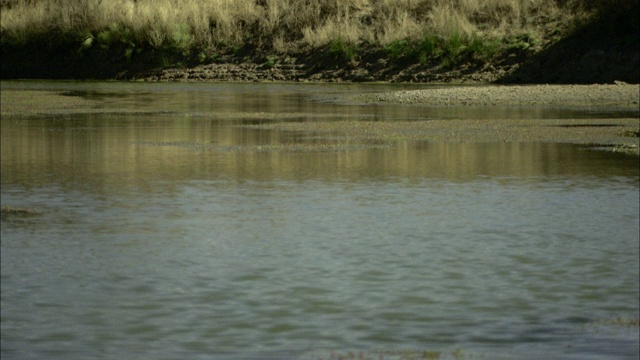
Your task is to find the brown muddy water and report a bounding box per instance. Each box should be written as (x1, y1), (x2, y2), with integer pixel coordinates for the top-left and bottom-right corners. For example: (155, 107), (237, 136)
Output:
(1, 81), (639, 360)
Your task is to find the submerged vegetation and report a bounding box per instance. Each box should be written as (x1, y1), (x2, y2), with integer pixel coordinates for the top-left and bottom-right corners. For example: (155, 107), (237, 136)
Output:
(0, 0), (638, 81)
(1, 205), (41, 216)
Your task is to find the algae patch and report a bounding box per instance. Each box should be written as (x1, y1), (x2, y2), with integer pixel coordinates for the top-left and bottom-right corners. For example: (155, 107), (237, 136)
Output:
(0, 90), (100, 116)
(1, 205), (41, 216)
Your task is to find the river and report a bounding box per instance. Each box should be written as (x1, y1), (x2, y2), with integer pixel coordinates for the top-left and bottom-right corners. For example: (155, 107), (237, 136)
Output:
(1, 81), (638, 360)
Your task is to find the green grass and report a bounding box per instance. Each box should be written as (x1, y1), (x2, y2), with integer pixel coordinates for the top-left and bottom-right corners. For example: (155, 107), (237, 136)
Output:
(263, 54), (278, 68)
(416, 35), (439, 64)
(329, 37), (357, 63)
(384, 32), (509, 68)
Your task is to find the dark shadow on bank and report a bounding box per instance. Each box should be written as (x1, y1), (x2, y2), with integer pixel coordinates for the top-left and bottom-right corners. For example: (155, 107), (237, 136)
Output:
(0, 39), (185, 80)
(498, 0), (639, 84)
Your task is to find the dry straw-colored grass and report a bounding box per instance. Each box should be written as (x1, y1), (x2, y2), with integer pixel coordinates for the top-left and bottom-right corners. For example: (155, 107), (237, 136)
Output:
(0, 0), (583, 53)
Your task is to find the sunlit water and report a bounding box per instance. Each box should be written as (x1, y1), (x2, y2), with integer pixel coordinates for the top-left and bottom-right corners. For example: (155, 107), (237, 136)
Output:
(1, 82), (638, 360)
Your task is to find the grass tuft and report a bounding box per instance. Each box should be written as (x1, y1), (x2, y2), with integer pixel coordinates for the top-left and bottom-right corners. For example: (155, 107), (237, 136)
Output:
(329, 37), (357, 62)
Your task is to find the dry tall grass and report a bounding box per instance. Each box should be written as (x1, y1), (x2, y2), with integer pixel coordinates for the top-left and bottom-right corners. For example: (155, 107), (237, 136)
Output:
(0, 0), (585, 54)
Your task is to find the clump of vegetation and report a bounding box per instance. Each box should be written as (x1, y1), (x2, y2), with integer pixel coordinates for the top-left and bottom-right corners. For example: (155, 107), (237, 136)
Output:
(322, 348), (467, 360)
(621, 130), (640, 137)
(1, 205), (41, 216)
(262, 54), (278, 68)
(385, 32), (515, 69)
(583, 317), (640, 331)
(0, 0), (624, 77)
(329, 37), (357, 63)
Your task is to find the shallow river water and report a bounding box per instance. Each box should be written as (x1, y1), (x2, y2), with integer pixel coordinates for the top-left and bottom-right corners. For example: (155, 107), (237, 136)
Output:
(1, 82), (639, 360)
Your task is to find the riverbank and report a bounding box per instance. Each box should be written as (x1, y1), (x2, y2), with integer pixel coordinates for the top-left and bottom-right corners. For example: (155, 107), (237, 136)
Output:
(1, 0), (638, 84)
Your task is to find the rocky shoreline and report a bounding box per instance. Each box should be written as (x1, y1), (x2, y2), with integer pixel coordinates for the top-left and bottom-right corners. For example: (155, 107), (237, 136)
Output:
(125, 52), (511, 84)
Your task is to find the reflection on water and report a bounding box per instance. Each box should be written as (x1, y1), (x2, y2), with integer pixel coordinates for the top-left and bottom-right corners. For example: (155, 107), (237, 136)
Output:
(1, 82), (639, 360)
(2, 115), (638, 189)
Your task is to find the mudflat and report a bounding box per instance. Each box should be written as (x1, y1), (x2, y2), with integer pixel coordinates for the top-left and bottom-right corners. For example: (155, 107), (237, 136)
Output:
(2, 84), (638, 155)
(247, 118), (639, 154)
(357, 84), (640, 108)
(0, 89), (101, 116)
(282, 84), (639, 155)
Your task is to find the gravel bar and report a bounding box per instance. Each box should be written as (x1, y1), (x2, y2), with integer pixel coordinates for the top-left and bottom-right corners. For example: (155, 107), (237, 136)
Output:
(358, 84), (640, 108)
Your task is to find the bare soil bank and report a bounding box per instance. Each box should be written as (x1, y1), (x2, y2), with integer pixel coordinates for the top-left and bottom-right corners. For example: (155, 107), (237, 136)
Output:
(125, 31), (638, 84)
(2, 32), (638, 85)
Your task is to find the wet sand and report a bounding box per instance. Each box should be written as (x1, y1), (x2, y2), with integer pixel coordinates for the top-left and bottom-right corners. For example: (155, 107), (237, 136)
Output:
(356, 84), (640, 108)
(0, 90), (102, 116)
(246, 118), (639, 155)
(2, 85), (638, 155)
(350, 83), (638, 154)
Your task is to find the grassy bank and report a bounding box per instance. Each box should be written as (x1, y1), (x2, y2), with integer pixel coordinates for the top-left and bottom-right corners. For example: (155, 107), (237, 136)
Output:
(1, 0), (638, 82)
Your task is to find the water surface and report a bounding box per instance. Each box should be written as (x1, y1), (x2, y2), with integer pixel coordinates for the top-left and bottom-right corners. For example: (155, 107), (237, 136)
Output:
(1, 82), (638, 360)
